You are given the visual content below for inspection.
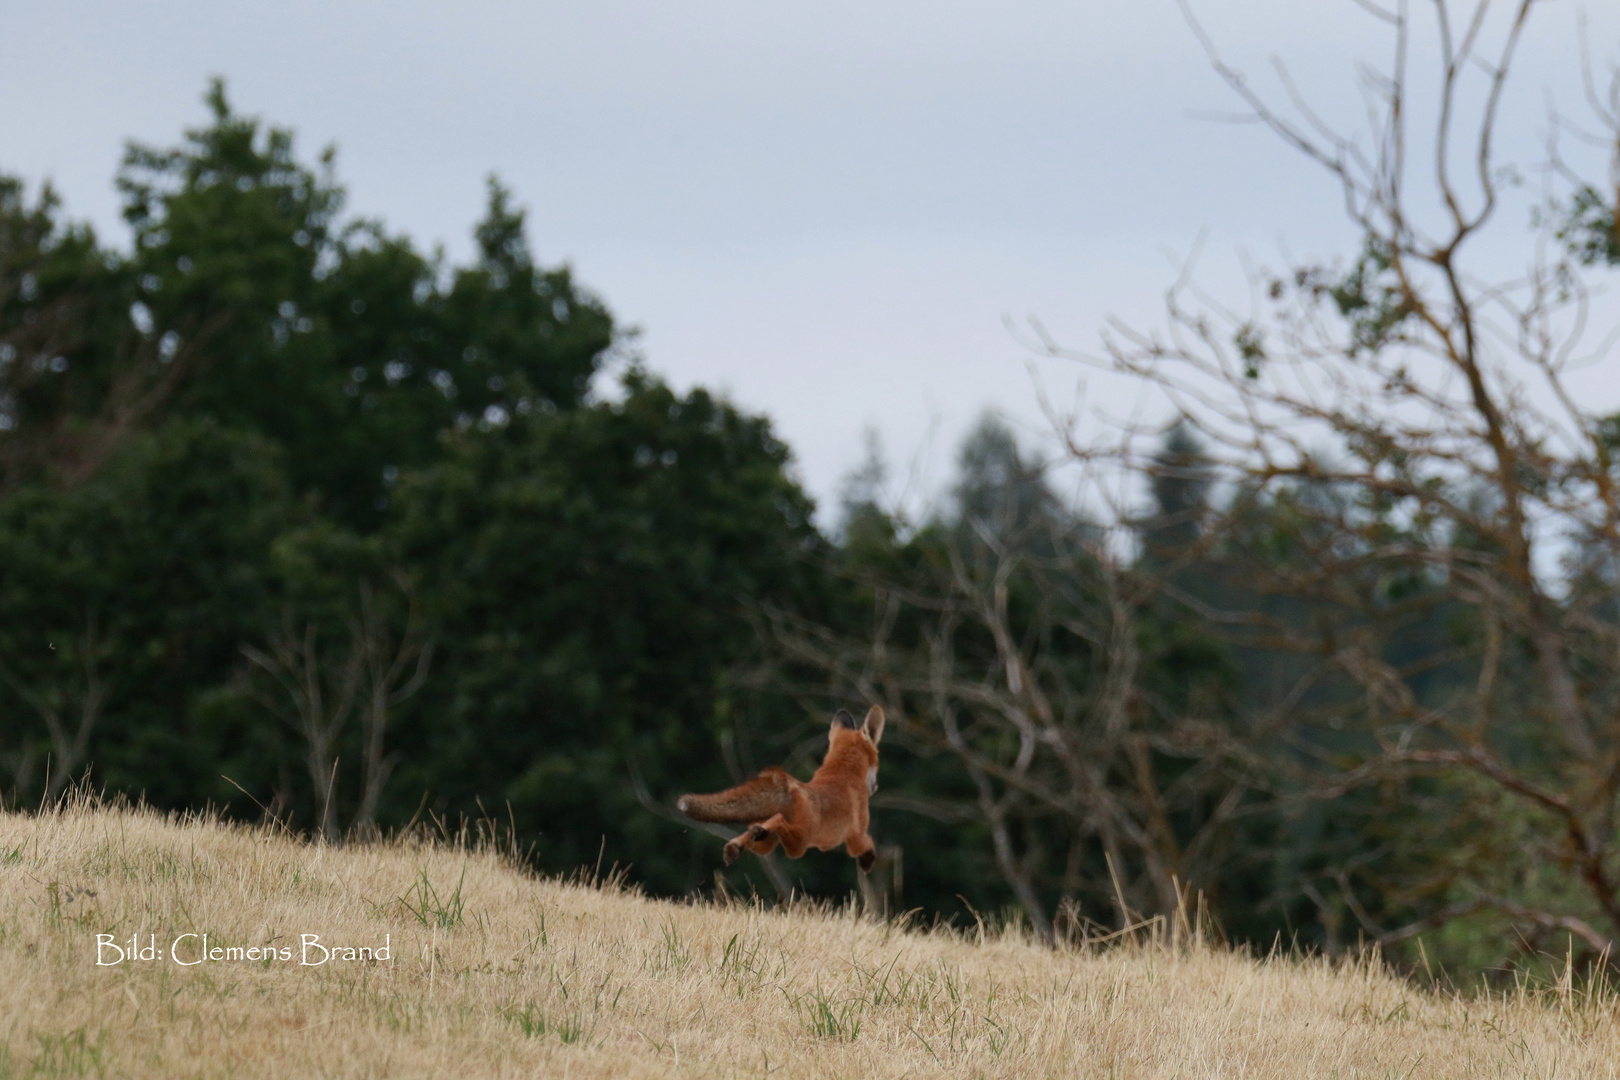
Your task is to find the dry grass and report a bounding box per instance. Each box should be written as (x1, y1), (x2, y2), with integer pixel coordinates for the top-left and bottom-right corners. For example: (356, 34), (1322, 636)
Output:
(0, 802), (1617, 1078)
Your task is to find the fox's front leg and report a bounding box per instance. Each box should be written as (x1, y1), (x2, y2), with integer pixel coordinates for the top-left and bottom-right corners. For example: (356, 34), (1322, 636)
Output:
(846, 832), (876, 873)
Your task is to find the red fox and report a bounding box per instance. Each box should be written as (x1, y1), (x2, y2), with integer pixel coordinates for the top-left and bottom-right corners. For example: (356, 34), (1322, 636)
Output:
(678, 706), (885, 871)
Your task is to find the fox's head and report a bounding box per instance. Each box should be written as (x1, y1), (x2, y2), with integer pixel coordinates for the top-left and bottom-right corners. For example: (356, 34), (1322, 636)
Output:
(830, 705), (885, 795)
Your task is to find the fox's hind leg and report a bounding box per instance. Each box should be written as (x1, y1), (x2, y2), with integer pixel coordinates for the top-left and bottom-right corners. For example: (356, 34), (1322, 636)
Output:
(722, 828), (764, 865)
(724, 814), (809, 864)
(723, 820), (782, 865)
(755, 815), (811, 858)
(846, 832), (876, 872)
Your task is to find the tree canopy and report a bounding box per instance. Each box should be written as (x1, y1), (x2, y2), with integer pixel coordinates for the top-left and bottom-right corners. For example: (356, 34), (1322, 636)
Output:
(0, 84), (825, 900)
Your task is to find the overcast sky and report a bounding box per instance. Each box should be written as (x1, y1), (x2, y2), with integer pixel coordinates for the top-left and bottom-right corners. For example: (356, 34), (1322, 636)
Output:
(5, 1), (1619, 525)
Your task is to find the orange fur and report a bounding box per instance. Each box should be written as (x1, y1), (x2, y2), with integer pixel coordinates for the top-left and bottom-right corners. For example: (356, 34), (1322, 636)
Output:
(676, 768), (792, 823)
(677, 706), (885, 872)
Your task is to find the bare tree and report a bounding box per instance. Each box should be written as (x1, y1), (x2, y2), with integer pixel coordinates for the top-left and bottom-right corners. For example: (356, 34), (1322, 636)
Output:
(1032, 0), (1620, 961)
(242, 574), (434, 842)
(242, 614), (363, 842)
(351, 577), (435, 839)
(0, 610), (111, 802)
(757, 430), (1260, 942)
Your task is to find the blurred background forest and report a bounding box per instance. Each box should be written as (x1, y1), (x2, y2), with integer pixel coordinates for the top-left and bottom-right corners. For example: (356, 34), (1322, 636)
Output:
(9, 0), (1620, 983)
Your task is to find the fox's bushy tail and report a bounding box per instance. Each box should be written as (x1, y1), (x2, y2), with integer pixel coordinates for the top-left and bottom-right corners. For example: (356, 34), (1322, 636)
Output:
(677, 768), (793, 823)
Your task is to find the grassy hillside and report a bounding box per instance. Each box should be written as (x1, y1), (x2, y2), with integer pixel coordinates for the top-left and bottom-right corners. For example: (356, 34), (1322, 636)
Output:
(0, 803), (1615, 1078)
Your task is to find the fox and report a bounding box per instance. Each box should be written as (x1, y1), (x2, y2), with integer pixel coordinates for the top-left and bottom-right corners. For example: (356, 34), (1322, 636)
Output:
(677, 705), (885, 871)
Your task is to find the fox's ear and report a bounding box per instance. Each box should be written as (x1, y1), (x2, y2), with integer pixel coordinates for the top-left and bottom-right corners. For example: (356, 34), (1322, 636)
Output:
(830, 709), (858, 737)
(862, 705), (885, 745)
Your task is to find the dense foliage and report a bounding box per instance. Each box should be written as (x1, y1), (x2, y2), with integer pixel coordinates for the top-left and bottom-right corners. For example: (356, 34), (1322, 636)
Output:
(0, 85), (831, 899)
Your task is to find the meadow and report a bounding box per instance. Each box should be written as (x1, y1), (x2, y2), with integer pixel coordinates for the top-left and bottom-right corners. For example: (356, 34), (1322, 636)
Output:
(0, 801), (1615, 1078)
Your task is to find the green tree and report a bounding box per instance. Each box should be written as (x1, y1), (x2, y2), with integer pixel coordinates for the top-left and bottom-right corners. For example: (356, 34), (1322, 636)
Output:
(0, 420), (294, 805)
(388, 371), (827, 893)
(0, 82), (852, 915)
(115, 81), (613, 526)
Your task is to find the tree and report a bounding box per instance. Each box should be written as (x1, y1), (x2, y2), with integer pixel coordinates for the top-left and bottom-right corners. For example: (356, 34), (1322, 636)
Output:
(113, 81), (614, 527)
(0, 83), (626, 834)
(761, 419), (1254, 941)
(0, 420), (293, 807)
(1, 84), (851, 914)
(387, 370), (828, 893)
(240, 535), (433, 842)
(0, 174), (208, 495)
(1039, 0), (1620, 968)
